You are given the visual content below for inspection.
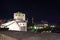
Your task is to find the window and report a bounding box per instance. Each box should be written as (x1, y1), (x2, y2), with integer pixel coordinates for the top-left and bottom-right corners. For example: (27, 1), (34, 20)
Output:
(23, 24), (24, 25)
(19, 14), (20, 16)
(23, 15), (24, 16)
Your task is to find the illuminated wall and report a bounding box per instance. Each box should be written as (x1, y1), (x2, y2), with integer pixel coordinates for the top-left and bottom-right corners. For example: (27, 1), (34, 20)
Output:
(1, 20), (27, 31)
(2, 21), (20, 31)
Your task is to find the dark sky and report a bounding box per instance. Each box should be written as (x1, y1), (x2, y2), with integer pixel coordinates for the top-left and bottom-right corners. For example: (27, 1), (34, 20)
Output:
(0, 0), (60, 23)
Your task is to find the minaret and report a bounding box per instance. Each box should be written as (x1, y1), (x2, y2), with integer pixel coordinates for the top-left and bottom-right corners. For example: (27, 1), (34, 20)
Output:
(32, 17), (34, 24)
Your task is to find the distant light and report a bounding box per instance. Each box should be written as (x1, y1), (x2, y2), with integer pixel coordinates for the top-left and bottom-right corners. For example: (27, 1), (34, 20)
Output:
(50, 25), (55, 27)
(34, 25), (37, 29)
(0, 19), (3, 23)
(32, 25), (37, 30)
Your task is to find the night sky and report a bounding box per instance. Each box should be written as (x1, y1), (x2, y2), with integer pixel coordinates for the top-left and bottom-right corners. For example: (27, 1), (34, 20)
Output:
(0, 0), (60, 23)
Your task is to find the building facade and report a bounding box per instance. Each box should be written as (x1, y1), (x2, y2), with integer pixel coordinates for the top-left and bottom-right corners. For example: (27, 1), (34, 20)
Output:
(14, 12), (25, 21)
(1, 12), (27, 31)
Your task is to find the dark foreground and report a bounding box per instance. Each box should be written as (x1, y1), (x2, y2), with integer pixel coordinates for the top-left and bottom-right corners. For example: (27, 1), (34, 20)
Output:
(0, 31), (60, 40)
